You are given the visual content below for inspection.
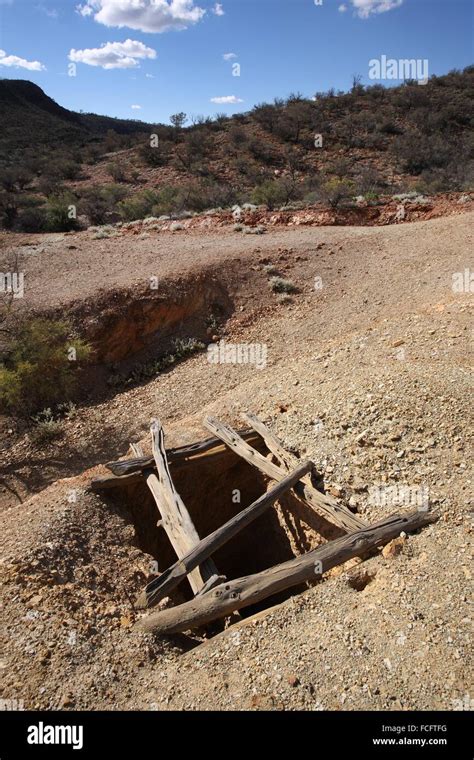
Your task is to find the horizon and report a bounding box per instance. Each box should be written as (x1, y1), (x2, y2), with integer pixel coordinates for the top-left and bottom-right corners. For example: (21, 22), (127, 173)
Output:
(0, 0), (472, 124)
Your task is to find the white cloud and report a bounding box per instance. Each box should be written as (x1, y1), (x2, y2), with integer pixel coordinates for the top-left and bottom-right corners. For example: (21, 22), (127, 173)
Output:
(350, 0), (403, 18)
(0, 49), (46, 71)
(76, 0), (206, 33)
(212, 2), (224, 15)
(210, 95), (243, 104)
(131, 104), (141, 109)
(223, 52), (236, 60)
(69, 39), (156, 69)
(145, 72), (154, 78)
(76, 2), (94, 16)
(338, 3), (347, 11)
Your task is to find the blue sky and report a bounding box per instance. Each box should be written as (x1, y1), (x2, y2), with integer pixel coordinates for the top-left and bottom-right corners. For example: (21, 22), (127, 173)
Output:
(0, 0), (472, 124)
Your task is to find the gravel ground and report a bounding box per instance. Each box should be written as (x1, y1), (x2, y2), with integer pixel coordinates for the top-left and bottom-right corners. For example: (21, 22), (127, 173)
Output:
(0, 211), (472, 711)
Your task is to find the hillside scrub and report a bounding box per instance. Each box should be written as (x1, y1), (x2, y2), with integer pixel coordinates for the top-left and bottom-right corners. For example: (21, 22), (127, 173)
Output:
(0, 318), (91, 416)
(0, 68), (472, 231)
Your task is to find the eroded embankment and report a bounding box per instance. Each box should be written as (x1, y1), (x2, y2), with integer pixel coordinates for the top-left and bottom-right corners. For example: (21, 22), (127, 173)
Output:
(37, 260), (260, 399)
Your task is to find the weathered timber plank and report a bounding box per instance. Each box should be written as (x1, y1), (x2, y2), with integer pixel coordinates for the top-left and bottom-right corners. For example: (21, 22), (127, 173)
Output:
(147, 419), (218, 595)
(137, 509), (438, 634)
(242, 412), (367, 532)
(203, 416), (365, 533)
(105, 429), (261, 477)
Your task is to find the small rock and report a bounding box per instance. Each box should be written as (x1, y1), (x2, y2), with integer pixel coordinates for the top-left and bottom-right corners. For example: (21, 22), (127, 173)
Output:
(382, 537), (406, 559)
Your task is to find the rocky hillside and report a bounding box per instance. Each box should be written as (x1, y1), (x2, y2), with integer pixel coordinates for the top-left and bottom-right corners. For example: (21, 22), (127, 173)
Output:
(0, 79), (151, 165)
(0, 68), (472, 232)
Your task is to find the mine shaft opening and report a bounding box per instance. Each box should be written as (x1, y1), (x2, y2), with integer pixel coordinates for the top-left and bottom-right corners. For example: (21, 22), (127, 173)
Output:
(114, 435), (337, 623)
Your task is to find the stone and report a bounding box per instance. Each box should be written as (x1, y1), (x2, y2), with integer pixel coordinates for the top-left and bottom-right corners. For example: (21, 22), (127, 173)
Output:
(382, 537), (406, 559)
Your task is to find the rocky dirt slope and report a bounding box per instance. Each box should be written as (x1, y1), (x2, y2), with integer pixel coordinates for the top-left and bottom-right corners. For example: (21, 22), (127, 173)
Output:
(0, 211), (472, 711)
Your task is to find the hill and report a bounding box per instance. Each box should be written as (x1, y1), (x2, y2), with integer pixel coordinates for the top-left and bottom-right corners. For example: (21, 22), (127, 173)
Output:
(0, 67), (472, 232)
(0, 79), (153, 165)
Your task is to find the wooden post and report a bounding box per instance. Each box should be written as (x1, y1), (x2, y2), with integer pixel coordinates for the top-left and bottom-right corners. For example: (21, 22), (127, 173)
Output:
(105, 429), (262, 478)
(145, 420), (219, 595)
(137, 509), (437, 634)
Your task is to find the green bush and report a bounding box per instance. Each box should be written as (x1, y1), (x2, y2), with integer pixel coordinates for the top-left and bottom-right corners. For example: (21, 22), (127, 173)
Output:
(118, 189), (158, 221)
(0, 318), (91, 416)
(251, 178), (299, 210)
(44, 194), (79, 231)
(16, 205), (47, 232)
(320, 178), (355, 208)
(107, 162), (126, 182)
(269, 276), (298, 294)
(139, 138), (172, 167)
(30, 408), (63, 444)
(79, 184), (128, 225)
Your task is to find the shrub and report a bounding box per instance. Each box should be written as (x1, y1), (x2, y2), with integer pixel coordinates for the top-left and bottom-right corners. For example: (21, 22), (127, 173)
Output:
(0, 192), (19, 228)
(141, 138), (173, 167)
(0, 166), (34, 192)
(16, 205), (47, 232)
(45, 194), (79, 231)
(262, 264), (279, 275)
(0, 168), (19, 192)
(229, 126), (248, 146)
(108, 337), (204, 388)
(252, 103), (279, 133)
(79, 184), (128, 225)
(320, 178), (355, 208)
(118, 190), (158, 221)
(30, 408), (63, 445)
(107, 162), (126, 182)
(251, 178), (299, 209)
(269, 276), (297, 293)
(153, 185), (182, 215)
(247, 138), (278, 165)
(0, 318), (91, 416)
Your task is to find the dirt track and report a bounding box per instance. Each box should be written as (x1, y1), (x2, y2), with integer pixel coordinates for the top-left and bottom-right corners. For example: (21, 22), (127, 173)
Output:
(0, 194), (471, 312)
(0, 211), (472, 711)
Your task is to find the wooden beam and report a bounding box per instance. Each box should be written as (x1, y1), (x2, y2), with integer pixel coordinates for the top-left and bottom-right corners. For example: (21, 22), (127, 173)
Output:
(137, 509), (438, 634)
(242, 412), (367, 532)
(105, 429), (261, 477)
(136, 459), (312, 609)
(146, 419), (219, 595)
(203, 416), (365, 533)
(130, 442), (144, 457)
(90, 472), (144, 491)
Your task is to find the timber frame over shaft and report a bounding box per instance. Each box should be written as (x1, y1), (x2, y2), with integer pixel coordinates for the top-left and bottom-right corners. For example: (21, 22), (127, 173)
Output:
(91, 414), (437, 635)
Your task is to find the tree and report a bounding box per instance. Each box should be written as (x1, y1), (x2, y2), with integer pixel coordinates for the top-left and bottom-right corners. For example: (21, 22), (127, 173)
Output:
(170, 112), (187, 130)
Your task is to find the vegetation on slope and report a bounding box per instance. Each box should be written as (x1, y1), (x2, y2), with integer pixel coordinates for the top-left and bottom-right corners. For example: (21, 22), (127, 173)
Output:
(0, 67), (472, 231)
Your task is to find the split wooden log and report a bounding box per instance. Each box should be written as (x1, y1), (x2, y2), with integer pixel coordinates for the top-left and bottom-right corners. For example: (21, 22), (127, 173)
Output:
(137, 509), (437, 634)
(242, 412), (367, 532)
(90, 429), (263, 492)
(104, 429), (261, 478)
(203, 416), (365, 533)
(130, 442), (144, 458)
(136, 459), (312, 609)
(145, 419), (219, 595)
